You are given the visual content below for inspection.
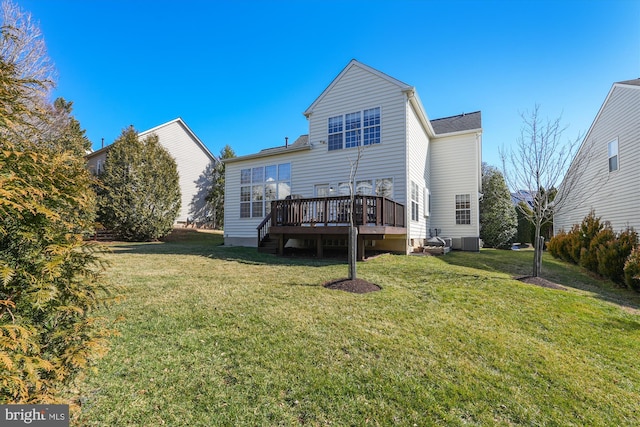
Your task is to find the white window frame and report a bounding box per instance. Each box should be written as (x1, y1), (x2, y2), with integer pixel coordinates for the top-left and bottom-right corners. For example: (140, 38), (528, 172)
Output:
(424, 188), (430, 217)
(608, 138), (619, 172)
(240, 163), (291, 218)
(375, 178), (394, 199)
(328, 106), (381, 151)
(336, 177), (393, 199)
(410, 181), (419, 222)
(455, 194), (471, 225)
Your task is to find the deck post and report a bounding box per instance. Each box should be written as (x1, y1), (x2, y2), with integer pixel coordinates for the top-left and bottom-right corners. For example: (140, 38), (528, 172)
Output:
(278, 235), (285, 255)
(316, 236), (323, 258)
(357, 233), (365, 261)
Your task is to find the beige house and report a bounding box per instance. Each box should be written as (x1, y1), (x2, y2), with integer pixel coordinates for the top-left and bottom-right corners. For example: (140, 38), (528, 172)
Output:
(554, 79), (640, 233)
(223, 60), (482, 255)
(86, 118), (217, 224)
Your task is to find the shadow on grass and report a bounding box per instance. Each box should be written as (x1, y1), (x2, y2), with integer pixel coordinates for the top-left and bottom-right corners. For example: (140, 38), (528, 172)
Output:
(440, 248), (640, 312)
(101, 228), (346, 267)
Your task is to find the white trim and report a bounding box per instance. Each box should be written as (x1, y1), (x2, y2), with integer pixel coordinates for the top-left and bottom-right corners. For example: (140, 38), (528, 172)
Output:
(327, 105), (382, 151)
(607, 137), (619, 172)
(224, 145), (311, 163)
(572, 82), (640, 165)
(424, 187), (430, 217)
(85, 118), (217, 163)
(304, 59), (412, 117)
(139, 118), (216, 162)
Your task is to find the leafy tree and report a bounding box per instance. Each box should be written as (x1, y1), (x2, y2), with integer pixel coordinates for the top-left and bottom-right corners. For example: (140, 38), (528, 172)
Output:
(480, 163), (517, 248)
(206, 144), (235, 229)
(97, 127), (181, 241)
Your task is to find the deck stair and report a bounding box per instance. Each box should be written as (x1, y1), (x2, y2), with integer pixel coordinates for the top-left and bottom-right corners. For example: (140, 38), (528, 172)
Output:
(258, 234), (279, 254)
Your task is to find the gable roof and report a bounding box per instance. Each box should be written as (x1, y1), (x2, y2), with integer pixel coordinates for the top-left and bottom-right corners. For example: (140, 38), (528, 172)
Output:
(303, 59), (413, 117)
(140, 118), (216, 161)
(85, 118), (216, 162)
(430, 111), (482, 135)
(574, 78), (640, 157)
(617, 78), (640, 86)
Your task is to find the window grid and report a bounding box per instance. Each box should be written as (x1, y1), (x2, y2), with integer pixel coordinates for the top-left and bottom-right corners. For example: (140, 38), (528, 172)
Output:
(240, 163), (291, 218)
(328, 107), (380, 150)
(455, 194), (471, 225)
(363, 108), (381, 145)
(411, 181), (419, 222)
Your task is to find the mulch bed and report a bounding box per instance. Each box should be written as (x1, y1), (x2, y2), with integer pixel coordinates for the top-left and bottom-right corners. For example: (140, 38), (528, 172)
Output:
(323, 275), (566, 293)
(323, 278), (381, 294)
(516, 275), (567, 290)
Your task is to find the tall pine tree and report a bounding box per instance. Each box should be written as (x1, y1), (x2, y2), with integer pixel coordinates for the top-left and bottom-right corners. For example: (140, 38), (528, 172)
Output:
(480, 163), (517, 249)
(206, 144), (235, 229)
(97, 127), (181, 241)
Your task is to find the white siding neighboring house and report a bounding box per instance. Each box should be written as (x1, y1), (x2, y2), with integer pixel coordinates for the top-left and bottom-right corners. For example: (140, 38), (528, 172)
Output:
(86, 118), (217, 224)
(224, 60), (482, 254)
(554, 79), (640, 233)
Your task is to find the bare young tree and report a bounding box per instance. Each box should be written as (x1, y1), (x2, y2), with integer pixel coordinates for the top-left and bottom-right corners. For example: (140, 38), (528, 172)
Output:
(501, 105), (598, 277)
(0, 0), (55, 142)
(0, 0), (54, 87)
(347, 142), (364, 280)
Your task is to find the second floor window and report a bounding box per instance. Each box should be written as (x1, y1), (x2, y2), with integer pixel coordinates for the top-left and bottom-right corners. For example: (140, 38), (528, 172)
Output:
(328, 107), (381, 151)
(608, 138), (618, 172)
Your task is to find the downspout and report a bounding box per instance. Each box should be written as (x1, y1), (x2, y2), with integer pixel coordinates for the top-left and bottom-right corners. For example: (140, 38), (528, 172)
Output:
(403, 88), (414, 253)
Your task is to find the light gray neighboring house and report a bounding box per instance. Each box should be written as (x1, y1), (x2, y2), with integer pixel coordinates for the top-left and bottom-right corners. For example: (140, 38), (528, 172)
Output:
(86, 118), (217, 224)
(554, 79), (640, 233)
(223, 59), (482, 255)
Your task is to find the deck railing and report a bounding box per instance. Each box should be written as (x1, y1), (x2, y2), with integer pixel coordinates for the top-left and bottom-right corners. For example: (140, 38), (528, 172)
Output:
(257, 196), (406, 247)
(256, 212), (272, 244)
(271, 195), (405, 227)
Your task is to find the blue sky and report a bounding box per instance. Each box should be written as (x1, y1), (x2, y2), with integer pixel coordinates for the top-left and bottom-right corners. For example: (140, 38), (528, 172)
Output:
(19, 0), (640, 167)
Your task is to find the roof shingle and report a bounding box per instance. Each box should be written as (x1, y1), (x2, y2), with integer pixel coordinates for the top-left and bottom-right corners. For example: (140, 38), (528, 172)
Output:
(430, 111), (481, 135)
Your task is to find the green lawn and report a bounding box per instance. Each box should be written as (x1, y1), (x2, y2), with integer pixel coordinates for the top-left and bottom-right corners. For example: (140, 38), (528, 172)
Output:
(71, 230), (640, 426)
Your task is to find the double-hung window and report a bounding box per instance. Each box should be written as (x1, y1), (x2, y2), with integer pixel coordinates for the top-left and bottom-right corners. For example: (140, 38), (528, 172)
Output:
(328, 116), (343, 151)
(345, 112), (361, 148)
(411, 181), (419, 221)
(455, 194), (471, 225)
(328, 107), (380, 150)
(363, 108), (381, 145)
(608, 138), (619, 172)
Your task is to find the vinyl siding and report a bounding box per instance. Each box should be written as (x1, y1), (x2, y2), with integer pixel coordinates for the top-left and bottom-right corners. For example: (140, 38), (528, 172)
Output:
(555, 84), (640, 232)
(86, 151), (107, 174)
(406, 99), (430, 242)
(224, 63), (409, 246)
(305, 64), (408, 204)
(224, 149), (310, 241)
(430, 132), (481, 239)
(139, 121), (215, 223)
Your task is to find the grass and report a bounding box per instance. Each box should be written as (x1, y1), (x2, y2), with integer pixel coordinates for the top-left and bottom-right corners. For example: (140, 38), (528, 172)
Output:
(70, 229), (640, 426)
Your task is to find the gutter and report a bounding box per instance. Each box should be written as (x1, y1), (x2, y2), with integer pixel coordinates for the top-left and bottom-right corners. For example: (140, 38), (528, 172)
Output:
(223, 144), (311, 163)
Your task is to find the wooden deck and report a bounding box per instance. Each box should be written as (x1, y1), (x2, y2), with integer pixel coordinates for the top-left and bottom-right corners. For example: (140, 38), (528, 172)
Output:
(257, 196), (406, 259)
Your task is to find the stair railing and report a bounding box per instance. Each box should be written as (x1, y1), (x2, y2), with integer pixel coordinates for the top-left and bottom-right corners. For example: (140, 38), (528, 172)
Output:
(256, 209), (273, 246)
